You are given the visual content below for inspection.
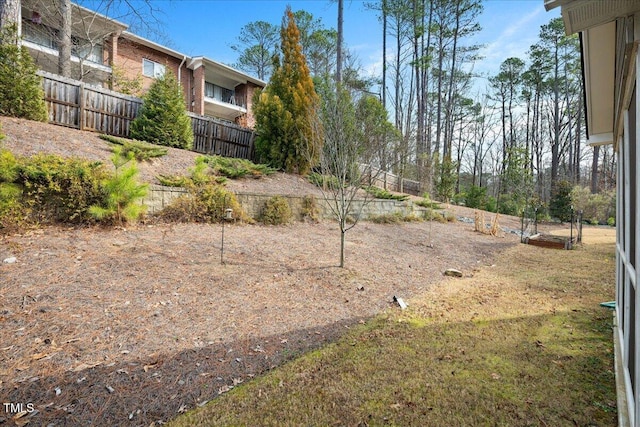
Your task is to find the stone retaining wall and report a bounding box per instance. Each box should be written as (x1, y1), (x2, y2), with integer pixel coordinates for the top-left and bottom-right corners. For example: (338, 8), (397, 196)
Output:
(142, 186), (429, 220)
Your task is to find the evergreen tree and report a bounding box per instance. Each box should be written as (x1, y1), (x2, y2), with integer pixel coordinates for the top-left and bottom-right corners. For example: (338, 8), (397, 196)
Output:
(549, 179), (573, 222)
(89, 148), (148, 224)
(253, 7), (321, 174)
(130, 70), (193, 149)
(0, 25), (48, 122)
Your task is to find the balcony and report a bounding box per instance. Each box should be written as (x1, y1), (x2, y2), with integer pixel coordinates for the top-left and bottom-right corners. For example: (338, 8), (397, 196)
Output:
(204, 82), (247, 121)
(21, 18), (111, 84)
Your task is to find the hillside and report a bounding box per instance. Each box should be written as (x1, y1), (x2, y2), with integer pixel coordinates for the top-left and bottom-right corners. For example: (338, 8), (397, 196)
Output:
(0, 115), (322, 197)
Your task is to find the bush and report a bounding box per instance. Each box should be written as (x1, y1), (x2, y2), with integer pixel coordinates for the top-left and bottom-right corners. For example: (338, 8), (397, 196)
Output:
(159, 183), (249, 223)
(0, 25), (48, 122)
(130, 70), (193, 149)
(497, 194), (521, 217)
(570, 185), (616, 224)
(415, 193), (441, 209)
(465, 185), (487, 210)
(549, 180), (573, 222)
(0, 150), (109, 227)
(0, 182), (25, 231)
(17, 153), (107, 223)
(99, 134), (168, 161)
(301, 195), (320, 222)
(203, 155), (276, 179)
(261, 196), (292, 225)
(89, 149), (148, 224)
(608, 217), (615, 227)
(363, 186), (409, 201)
(368, 212), (422, 224)
(451, 192), (465, 206)
(308, 172), (342, 190)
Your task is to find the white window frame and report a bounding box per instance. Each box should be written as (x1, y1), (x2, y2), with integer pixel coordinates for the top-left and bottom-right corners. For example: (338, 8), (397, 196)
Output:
(142, 58), (165, 78)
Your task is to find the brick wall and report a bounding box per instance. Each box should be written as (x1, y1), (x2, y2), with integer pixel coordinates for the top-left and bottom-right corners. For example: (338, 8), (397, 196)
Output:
(107, 36), (192, 107)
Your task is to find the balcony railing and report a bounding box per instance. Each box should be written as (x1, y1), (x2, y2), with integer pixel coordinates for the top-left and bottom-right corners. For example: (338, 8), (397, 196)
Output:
(205, 82), (245, 108)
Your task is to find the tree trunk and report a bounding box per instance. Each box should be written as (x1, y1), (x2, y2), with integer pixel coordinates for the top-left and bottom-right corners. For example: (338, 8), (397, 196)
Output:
(340, 228), (345, 268)
(0, 0), (21, 35)
(57, 0), (72, 78)
(336, 0), (343, 85)
(382, 0), (386, 111)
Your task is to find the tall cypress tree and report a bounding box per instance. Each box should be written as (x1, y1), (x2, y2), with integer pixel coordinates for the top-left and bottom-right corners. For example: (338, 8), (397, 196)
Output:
(253, 7), (321, 174)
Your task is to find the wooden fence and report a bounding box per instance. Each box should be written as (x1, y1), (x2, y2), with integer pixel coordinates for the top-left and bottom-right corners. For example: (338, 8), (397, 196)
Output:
(39, 71), (141, 137)
(189, 113), (255, 160)
(38, 71), (255, 159)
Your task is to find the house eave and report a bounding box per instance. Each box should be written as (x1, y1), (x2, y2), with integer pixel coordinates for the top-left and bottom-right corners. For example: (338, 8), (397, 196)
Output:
(121, 31), (187, 61)
(189, 56), (266, 88)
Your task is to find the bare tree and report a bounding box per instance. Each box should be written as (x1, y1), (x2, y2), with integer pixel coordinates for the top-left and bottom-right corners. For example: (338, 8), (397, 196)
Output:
(310, 81), (388, 267)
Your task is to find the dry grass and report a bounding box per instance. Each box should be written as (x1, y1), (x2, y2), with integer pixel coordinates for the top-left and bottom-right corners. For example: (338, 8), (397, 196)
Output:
(170, 229), (617, 426)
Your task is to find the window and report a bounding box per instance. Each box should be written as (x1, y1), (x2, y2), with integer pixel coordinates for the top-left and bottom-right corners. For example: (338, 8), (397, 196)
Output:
(205, 82), (234, 103)
(72, 37), (103, 64)
(22, 19), (57, 49)
(142, 59), (165, 78)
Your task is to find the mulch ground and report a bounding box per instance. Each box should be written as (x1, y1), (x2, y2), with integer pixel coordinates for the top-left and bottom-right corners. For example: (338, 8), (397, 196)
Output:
(1, 219), (523, 426)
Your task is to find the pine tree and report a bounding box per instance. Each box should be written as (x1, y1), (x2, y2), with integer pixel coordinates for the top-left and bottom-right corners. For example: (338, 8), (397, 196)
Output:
(130, 70), (193, 149)
(253, 7), (321, 174)
(0, 25), (48, 122)
(89, 148), (148, 224)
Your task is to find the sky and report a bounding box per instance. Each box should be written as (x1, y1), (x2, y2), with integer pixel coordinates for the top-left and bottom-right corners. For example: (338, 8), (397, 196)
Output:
(103, 0), (561, 89)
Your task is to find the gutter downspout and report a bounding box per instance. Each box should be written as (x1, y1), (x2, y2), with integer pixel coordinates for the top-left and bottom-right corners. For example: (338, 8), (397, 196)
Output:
(178, 55), (187, 85)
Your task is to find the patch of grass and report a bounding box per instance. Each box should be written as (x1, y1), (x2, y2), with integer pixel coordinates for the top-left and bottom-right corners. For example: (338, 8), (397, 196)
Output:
(100, 134), (168, 161)
(169, 233), (616, 427)
(363, 185), (409, 201)
(203, 155), (276, 179)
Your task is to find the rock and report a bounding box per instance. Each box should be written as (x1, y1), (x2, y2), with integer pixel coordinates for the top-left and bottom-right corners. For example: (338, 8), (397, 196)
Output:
(444, 268), (463, 277)
(3, 257), (17, 264)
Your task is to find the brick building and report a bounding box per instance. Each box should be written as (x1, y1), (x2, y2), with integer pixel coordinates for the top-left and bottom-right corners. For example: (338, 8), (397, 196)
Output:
(18, 0), (265, 128)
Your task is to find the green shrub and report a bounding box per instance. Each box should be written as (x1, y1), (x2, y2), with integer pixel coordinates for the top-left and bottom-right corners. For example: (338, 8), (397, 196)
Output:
(415, 193), (441, 209)
(157, 157), (227, 187)
(307, 172), (342, 190)
(204, 155), (276, 179)
(0, 182), (26, 231)
(0, 147), (19, 182)
(363, 186), (409, 201)
(497, 194), (521, 216)
(89, 149), (148, 224)
(465, 185), (487, 210)
(130, 70), (193, 149)
(485, 196), (497, 213)
(549, 180), (573, 222)
(608, 217), (615, 227)
(16, 153), (107, 223)
(100, 134), (168, 161)
(570, 185), (616, 224)
(261, 196), (292, 225)
(301, 195), (320, 222)
(159, 183), (249, 223)
(0, 25), (47, 122)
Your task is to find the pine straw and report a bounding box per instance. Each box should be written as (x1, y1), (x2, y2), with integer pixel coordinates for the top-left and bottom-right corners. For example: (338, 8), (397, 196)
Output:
(1, 220), (521, 426)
